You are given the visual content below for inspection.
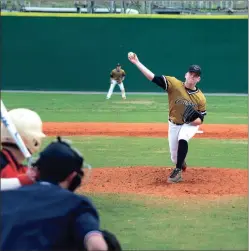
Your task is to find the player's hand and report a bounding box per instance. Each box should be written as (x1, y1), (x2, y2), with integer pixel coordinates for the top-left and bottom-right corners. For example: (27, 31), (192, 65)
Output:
(18, 168), (39, 185)
(128, 52), (139, 64)
(27, 167), (40, 181)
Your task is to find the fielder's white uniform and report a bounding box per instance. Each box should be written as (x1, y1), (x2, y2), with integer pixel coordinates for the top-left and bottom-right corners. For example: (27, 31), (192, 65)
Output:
(106, 67), (126, 99)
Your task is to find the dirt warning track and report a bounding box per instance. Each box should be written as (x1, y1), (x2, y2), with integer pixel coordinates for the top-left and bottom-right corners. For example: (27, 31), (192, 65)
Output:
(43, 122), (248, 139)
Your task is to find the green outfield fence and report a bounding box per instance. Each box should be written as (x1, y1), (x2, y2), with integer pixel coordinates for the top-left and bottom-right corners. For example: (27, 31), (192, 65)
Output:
(1, 13), (248, 93)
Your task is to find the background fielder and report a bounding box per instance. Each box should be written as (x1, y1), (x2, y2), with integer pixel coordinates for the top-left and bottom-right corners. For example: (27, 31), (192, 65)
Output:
(106, 63), (126, 100)
(128, 52), (207, 183)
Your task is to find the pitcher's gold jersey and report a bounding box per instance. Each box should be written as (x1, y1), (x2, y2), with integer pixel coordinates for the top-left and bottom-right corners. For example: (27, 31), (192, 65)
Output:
(165, 76), (207, 124)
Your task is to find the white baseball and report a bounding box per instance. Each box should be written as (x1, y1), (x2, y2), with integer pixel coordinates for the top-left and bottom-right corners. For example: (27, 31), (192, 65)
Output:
(128, 52), (135, 59)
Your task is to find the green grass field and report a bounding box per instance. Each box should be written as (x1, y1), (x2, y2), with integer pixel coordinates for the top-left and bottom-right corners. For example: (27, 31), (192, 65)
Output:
(2, 92), (248, 124)
(92, 194), (247, 250)
(40, 136), (247, 168)
(2, 92), (248, 250)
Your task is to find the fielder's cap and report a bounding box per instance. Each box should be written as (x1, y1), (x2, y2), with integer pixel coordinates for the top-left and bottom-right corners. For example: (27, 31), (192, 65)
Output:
(33, 136), (91, 182)
(117, 63), (121, 66)
(188, 65), (201, 76)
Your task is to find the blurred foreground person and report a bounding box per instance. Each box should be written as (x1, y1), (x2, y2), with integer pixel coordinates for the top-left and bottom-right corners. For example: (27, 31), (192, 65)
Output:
(1, 136), (122, 251)
(1, 108), (45, 190)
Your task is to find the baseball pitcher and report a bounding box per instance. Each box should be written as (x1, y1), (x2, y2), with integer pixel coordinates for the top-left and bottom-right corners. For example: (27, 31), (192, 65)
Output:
(106, 63), (126, 100)
(128, 52), (207, 183)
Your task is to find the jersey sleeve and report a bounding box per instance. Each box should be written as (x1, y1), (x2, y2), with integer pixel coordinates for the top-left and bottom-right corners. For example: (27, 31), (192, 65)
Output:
(72, 196), (101, 246)
(110, 70), (114, 78)
(122, 70), (126, 76)
(151, 75), (167, 91)
(152, 75), (178, 92)
(165, 76), (178, 93)
(198, 97), (207, 116)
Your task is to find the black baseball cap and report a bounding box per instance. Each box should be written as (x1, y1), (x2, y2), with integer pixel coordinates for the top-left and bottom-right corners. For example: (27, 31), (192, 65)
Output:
(33, 137), (90, 183)
(117, 63), (121, 66)
(188, 65), (201, 76)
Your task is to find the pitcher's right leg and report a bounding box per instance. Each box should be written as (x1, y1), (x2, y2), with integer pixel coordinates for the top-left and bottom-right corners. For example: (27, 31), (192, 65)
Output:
(177, 123), (199, 171)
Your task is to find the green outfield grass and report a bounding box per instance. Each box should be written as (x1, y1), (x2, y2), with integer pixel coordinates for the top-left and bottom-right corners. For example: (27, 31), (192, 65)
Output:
(40, 136), (248, 169)
(1, 92), (248, 124)
(88, 194), (248, 250)
(2, 92), (248, 250)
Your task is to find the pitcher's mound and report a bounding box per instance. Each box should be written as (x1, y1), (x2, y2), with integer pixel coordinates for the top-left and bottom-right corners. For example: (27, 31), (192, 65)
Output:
(81, 167), (248, 198)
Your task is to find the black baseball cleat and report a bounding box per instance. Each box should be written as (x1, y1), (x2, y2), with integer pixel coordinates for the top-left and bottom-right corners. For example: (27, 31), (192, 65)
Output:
(167, 168), (182, 183)
(182, 161), (187, 172)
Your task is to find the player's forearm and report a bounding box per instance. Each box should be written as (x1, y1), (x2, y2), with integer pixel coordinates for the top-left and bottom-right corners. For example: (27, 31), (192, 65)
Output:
(135, 61), (155, 81)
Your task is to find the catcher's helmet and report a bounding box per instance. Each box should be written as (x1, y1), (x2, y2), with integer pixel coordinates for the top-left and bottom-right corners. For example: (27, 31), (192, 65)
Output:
(33, 137), (91, 191)
(1, 108), (46, 154)
(188, 65), (201, 76)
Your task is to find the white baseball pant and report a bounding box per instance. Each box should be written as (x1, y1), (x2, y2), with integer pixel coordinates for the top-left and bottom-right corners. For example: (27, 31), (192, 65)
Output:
(106, 80), (126, 99)
(168, 120), (199, 164)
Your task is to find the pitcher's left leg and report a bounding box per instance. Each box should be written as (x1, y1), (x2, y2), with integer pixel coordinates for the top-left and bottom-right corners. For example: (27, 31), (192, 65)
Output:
(168, 121), (182, 165)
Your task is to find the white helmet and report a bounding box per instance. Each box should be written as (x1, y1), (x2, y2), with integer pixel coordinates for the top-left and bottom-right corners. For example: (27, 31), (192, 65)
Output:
(1, 108), (46, 154)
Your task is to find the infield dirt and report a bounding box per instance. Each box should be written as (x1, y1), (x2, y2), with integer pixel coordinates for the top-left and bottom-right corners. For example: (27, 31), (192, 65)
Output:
(44, 122), (248, 198)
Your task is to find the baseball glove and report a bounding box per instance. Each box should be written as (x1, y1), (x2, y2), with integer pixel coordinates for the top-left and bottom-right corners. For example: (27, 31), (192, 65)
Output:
(101, 229), (122, 251)
(116, 79), (122, 84)
(183, 104), (203, 123)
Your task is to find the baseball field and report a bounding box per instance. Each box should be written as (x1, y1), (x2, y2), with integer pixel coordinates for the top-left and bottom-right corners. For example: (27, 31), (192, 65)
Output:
(2, 92), (248, 250)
